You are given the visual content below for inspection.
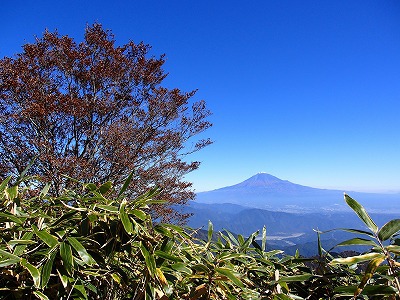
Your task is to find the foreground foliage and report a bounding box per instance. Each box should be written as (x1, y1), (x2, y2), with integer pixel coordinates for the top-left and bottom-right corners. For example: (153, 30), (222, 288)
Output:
(0, 174), (399, 299)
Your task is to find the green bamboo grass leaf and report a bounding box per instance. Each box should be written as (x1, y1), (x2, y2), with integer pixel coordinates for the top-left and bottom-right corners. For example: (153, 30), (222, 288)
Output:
(15, 158), (35, 184)
(56, 269), (70, 288)
(0, 176), (11, 194)
(154, 250), (183, 262)
(0, 249), (20, 260)
(344, 194), (378, 233)
(273, 294), (293, 300)
(171, 262), (192, 275)
(5, 186), (18, 201)
(159, 223), (185, 233)
(60, 200), (87, 211)
(20, 258), (40, 288)
(330, 252), (384, 265)
(192, 263), (210, 273)
(118, 171), (134, 198)
(132, 209), (148, 221)
(208, 220), (213, 242)
(262, 225), (267, 252)
(140, 242), (156, 277)
(14, 232), (34, 256)
(334, 285), (397, 296)
(50, 210), (78, 227)
(8, 239), (36, 246)
(60, 242), (74, 275)
(0, 259), (19, 267)
(41, 250), (57, 288)
(315, 227), (375, 237)
(252, 239), (262, 251)
(317, 231), (323, 257)
(85, 183), (97, 191)
(67, 237), (96, 266)
(74, 283), (88, 300)
(356, 256), (385, 297)
(0, 212), (24, 225)
(279, 274), (313, 282)
(335, 238), (378, 247)
(153, 225), (173, 238)
(242, 231), (259, 249)
(338, 228), (375, 237)
(32, 225), (58, 247)
(119, 200), (134, 234)
(96, 205), (119, 212)
(39, 183), (51, 198)
(98, 181), (112, 195)
(215, 267), (244, 288)
(237, 234), (245, 246)
(224, 230), (239, 246)
(33, 291), (49, 300)
(386, 245), (400, 254)
(378, 219), (400, 241)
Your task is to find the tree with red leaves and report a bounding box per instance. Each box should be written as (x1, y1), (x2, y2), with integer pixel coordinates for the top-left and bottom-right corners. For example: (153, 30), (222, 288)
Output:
(0, 24), (212, 222)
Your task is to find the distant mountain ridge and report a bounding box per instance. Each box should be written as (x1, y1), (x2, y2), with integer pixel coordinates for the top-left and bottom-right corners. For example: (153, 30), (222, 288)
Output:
(196, 173), (400, 213)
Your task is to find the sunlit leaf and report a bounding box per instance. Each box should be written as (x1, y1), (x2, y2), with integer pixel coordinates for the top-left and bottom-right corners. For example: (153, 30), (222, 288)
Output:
(171, 262), (192, 275)
(67, 237), (96, 266)
(14, 232), (34, 256)
(0, 249), (19, 260)
(132, 209), (148, 221)
(119, 199), (134, 234)
(39, 183), (51, 198)
(60, 242), (74, 275)
(334, 285), (397, 296)
(154, 250), (183, 262)
(386, 245), (400, 254)
(50, 210), (78, 227)
(208, 220), (213, 242)
(5, 186), (18, 201)
(98, 181), (112, 195)
(261, 225), (267, 252)
(0, 176), (11, 194)
(356, 256), (385, 296)
(20, 258), (41, 288)
(156, 268), (168, 286)
(330, 252), (384, 265)
(15, 158), (35, 184)
(335, 238), (377, 247)
(60, 201), (87, 211)
(32, 225), (58, 247)
(118, 171), (134, 198)
(378, 219), (400, 241)
(279, 274), (313, 282)
(0, 258), (19, 267)
(7, 239), (36, 246)
(215, 267), (244, 288)
(74, 282), (88, 300)
(273, 294), (294, 300)
(344, 194), (378, 233)
(96, 205), (119, 212)
(140, 242), (156, 277)
(41, 250), (57, 288)
(33, 291), (49, 300)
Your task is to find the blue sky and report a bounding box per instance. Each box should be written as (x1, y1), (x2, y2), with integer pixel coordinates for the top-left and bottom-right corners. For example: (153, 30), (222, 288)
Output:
(2, 1), (400, 192)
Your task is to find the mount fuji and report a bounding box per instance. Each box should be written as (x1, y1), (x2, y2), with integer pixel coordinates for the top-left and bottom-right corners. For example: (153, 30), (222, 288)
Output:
(195, 173), (400, 213)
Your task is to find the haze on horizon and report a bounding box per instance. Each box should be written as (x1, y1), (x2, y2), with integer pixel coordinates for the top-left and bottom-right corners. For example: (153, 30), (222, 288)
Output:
(2, 1), (400, 193)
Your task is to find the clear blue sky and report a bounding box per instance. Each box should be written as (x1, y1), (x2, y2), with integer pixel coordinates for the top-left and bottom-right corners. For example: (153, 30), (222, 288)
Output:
(2, 1), (400, 193)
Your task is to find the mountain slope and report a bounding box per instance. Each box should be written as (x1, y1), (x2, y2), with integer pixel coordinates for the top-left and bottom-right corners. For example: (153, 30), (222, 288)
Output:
(195, 173), (400, 213)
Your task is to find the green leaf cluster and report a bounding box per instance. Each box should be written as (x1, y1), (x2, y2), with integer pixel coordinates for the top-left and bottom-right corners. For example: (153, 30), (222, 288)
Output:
(0, 173), (399, 299)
